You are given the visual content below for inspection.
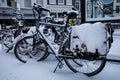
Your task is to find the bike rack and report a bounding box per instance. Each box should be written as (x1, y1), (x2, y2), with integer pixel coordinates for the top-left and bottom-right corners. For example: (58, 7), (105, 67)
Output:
(106, 58), (120, 62)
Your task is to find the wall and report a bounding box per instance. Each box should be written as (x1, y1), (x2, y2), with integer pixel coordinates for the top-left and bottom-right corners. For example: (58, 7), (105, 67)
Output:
(17, 0), (24, 8)
(0, 0), (7, 7)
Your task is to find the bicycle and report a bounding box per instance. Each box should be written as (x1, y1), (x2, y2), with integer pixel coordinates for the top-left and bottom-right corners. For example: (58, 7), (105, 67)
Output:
(3, 13), (29, 53)
(14, 3), (107, 76)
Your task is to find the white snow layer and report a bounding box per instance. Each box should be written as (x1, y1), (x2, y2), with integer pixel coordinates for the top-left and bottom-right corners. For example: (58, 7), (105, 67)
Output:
(72, 22), (107, 54)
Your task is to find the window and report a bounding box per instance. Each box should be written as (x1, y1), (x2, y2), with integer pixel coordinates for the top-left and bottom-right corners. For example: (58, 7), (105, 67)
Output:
(49, 0), (56, 4)
(37, 0), (43, 6)
(24, 0), (31, 8)
(117, 0), (120, 3)
(66, 0), (72, 5)
(58, 0), (64, 5)
(116, 6), (120, 13)
(75, 0), (80, 11)
(58, 13), (63, 18)
(7, 0), (12, 7)
(50, 13), (56, 17)
(2, 0), (5, 3)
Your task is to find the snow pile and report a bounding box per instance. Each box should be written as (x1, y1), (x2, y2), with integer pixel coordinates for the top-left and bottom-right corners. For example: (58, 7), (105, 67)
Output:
(72, 22), (107, 54)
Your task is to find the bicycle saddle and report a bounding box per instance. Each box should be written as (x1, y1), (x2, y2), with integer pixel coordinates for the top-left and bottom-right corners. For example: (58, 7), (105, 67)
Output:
(67, 11), (78, 19)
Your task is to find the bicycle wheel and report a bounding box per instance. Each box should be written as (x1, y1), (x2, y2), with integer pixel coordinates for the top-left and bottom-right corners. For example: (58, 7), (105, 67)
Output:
(14, 36), (48, 63)
(3, 34), (14, 53)
(63, 40), (106, 76)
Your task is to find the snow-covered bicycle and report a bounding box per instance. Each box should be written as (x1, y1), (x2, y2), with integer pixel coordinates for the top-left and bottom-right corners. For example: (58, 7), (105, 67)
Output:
(3, 13), (29, 53)
(14, 3), (109, 76)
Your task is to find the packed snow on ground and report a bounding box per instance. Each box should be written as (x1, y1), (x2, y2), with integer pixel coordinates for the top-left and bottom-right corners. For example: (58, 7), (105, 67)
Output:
(0, 45), (90, 80)
(106, 28), (120, 59)
(91, 31), (120, 80)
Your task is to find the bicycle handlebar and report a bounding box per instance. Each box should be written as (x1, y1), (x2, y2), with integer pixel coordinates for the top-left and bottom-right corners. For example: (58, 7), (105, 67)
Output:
(32, 3), (50, 20)
(39, 22), (65, 27)
(40, 7), (50, 12)
(33, 3), (50, 13)
(12, 13), (24, 20)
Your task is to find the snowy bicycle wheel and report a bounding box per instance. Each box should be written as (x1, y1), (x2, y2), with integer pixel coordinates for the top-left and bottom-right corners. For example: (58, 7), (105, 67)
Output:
(64, 58), (106, 76)
(14, 36), (48, 63)
(63, 40), (106, 76)
(3, 34), (14, 53)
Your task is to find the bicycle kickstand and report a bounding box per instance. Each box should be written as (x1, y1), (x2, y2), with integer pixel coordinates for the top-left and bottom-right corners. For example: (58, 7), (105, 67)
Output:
(53, 58), (64, 73)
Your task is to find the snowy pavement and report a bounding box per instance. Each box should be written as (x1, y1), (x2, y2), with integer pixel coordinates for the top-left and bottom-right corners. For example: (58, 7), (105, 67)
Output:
(107, 30), (120, 60)
(0, 51), (90, 80)
(93, 33), (120, 80)
(0, 30), (120, 80)
(91, 62), (120, 80)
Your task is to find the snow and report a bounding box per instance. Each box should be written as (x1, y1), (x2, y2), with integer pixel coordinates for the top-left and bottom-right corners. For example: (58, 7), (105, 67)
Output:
(91, 33), (120, 80)
(107, 31), (120, 60)
(67, 10), (79, 15)
(72, 22), (107, 54)
(0, 22), (120, 80)
(0, 48), (90, 80)
(90, 62), (120, 80)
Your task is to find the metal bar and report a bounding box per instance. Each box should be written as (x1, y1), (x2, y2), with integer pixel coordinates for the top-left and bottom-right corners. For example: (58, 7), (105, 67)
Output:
(39, 22), (65, 27)
(106, 58), (120, 62)
(81, 0), (86, 23)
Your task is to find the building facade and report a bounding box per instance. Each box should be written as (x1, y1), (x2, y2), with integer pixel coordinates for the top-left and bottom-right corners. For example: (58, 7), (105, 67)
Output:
(0, 0), (80, 25)
(113, 0), (120, 16)
(86, 0), (120, 22)
(45, 0), (74, 19)
(0, 0), (35, 25)
(1, 0), (120, 25)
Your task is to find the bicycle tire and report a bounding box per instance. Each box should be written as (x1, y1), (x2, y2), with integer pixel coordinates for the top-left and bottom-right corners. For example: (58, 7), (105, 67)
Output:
(63, 39), (106, 76)
(37, 47), (50, 61)
(14, 36), (48, 63)
(3, 34), (13, 53)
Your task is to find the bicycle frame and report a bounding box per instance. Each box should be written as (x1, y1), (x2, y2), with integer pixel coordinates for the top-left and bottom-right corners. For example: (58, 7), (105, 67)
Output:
(3, 28), (25, 52)
(13, 4), (108, 76)
(34, 21), (70, 57)
(3, 12), (27, 53)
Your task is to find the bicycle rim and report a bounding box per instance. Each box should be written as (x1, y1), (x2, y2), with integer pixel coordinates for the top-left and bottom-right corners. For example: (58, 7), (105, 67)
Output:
(3, 35), (13, 53)
(64, 57), (106, 76)
(63, 39), (106, 76)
